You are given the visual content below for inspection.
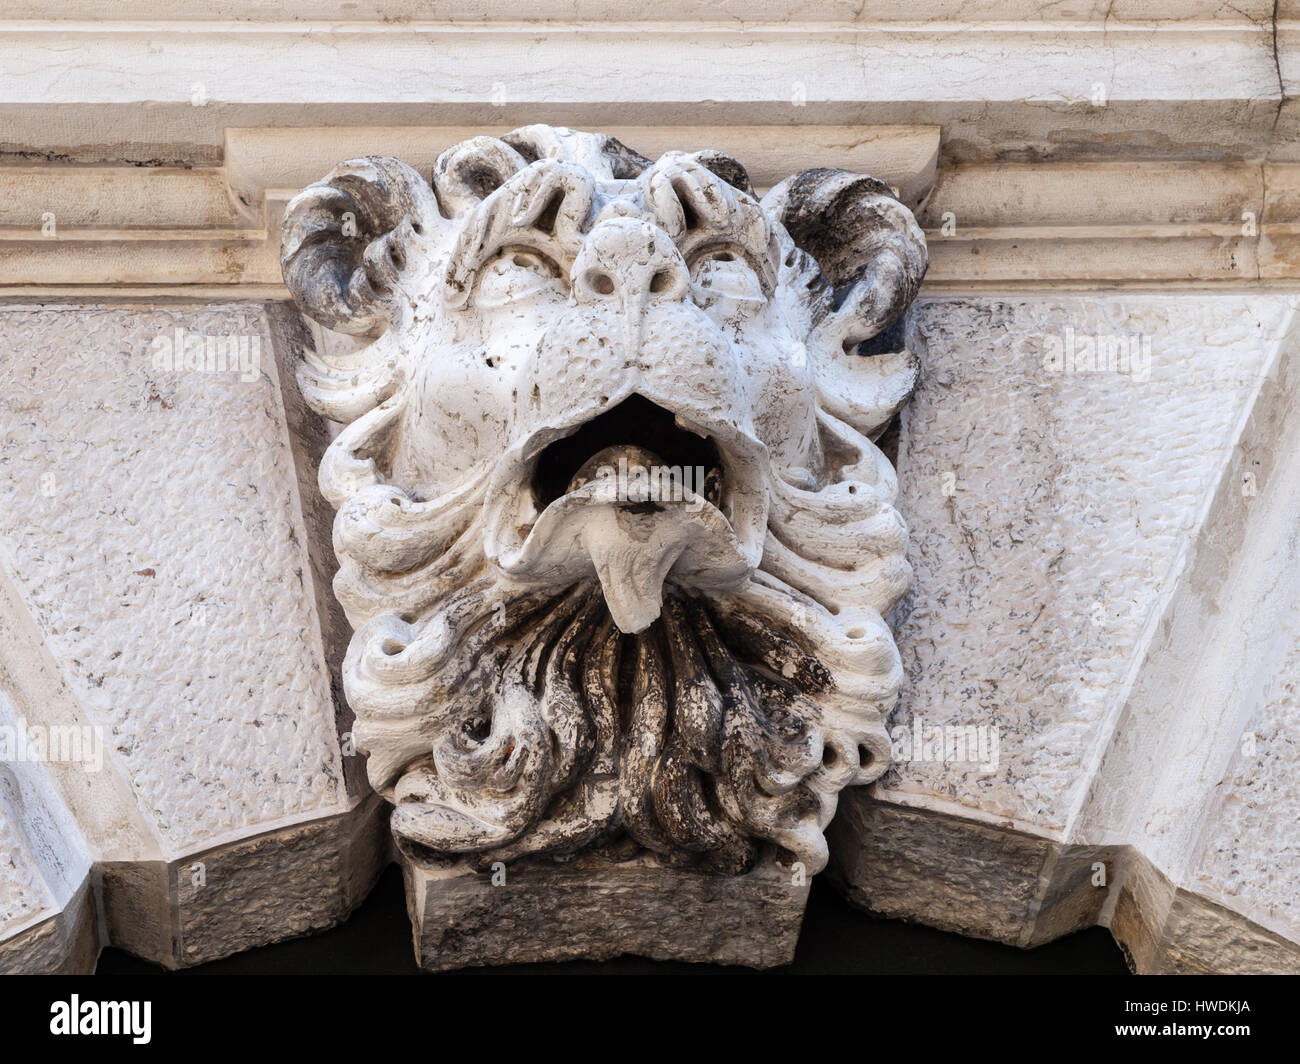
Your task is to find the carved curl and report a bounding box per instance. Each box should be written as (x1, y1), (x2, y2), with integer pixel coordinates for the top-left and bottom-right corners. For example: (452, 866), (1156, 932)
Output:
(430, 136), (529, 217)
(763, 168), (928, 352)
(281, 156), (438, 335)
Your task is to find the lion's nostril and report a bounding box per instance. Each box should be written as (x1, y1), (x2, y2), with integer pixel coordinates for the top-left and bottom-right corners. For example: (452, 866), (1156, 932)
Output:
(588, 271), (615, 296)
(649, 270), (674, 294)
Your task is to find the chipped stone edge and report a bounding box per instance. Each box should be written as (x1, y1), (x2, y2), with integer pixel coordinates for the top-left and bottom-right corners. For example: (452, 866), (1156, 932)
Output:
(828, 794), (1300, 975)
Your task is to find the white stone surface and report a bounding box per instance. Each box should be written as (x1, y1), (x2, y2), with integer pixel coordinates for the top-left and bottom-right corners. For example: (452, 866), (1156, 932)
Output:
(831, 291), (1300, 970)
(0, 688), (95, 973)
(885, 293), (1282, 832)
(10, 140), (1300, 290)
(0, 304), (349, 855)
(0, 783), (52, 937)
(0, 302), (389, 970)
(1192, 666), (1300, 939)
(1, 251), (1293, 973)
(1070, 297), (1300, 953)
(0, 14), (1283, 166)
(0, 0), (1297, 975)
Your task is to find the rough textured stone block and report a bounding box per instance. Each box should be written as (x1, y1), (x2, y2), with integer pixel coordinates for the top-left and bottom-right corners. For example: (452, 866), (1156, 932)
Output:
(0, 303), (385, 969)
(405, 849), (808, 971)
(830, 293), (1300, 972)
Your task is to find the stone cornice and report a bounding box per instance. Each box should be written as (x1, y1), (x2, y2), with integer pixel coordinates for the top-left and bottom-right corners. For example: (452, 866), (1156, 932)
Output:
(0, 2), (1285, 20)
(0, 131), (1297, 288)
(0, 8), (1295, 289)
(0, 16), (1293, 166)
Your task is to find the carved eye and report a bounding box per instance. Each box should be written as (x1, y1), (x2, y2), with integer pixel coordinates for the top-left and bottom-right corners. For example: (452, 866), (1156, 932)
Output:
(474, 248), (567, 307)
(689, 247), (765, 305)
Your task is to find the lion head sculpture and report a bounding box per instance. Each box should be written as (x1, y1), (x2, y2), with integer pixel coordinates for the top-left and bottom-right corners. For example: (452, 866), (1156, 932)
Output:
(281, 125), (926, 875)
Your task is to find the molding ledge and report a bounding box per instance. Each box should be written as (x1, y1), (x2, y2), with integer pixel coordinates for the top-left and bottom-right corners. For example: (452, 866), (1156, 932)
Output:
(829, 798), (1300, 975)
(0, 14), (1293, 166)
(0, 133), (1298, 288)
(0, 8), (1296, 288)
(0, 124), (939, 289)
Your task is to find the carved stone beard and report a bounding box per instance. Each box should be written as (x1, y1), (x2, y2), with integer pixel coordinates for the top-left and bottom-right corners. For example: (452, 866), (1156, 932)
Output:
(335, 401), (903, 876)
(372, 582), (836, 875)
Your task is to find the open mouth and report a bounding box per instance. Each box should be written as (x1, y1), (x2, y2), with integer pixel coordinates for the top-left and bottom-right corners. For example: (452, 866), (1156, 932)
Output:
(484, 392), (768, 633)
(531, 395), (726, 514)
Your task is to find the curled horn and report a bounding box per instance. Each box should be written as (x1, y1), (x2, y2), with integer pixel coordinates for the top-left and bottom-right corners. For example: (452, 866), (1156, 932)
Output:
(763, 168), (927, 352)
(281, 157), (437, 336)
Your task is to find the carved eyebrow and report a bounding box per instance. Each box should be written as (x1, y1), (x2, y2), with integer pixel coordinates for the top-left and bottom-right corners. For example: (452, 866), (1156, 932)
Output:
(668, 215), (778, 297)
(448, 158), (780, 306)
(642, 159), (778, 290)
(445, 163), (596, 305)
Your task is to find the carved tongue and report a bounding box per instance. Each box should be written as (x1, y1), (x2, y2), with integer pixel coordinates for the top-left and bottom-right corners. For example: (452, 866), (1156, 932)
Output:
(489, 443), (747, 635)
(565, 445), (682, 633)
(580, 514), (686, 633)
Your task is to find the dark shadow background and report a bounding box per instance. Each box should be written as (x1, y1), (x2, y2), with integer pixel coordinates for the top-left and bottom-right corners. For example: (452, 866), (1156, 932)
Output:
(96, 866), (1130, 975)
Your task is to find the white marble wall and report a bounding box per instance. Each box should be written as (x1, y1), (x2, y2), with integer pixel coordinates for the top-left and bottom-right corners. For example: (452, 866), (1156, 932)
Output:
(831, 292), (1300, 972)
(0, 303), (384, 971)
(1, 291), (1297, 972)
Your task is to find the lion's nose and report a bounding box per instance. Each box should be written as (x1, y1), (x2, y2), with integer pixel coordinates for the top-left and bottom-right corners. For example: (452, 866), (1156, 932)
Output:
(571, 218), (690, 311)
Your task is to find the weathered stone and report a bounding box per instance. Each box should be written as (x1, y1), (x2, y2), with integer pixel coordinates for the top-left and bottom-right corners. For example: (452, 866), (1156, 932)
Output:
(0, 880), (98, 976)
(406, 848), (808, 971)
(280, 125), (927, 962)
(0, 303), (385, 969)
(830, 293), (1300, 973)
(3, 5), (1299, 978)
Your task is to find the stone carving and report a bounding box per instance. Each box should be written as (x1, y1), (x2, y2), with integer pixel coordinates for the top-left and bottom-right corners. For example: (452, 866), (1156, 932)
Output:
(281, 125), (926, 876)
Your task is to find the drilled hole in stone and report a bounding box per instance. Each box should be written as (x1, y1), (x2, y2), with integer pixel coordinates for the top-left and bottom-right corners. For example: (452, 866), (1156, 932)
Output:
(589, 271), (615, 296)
